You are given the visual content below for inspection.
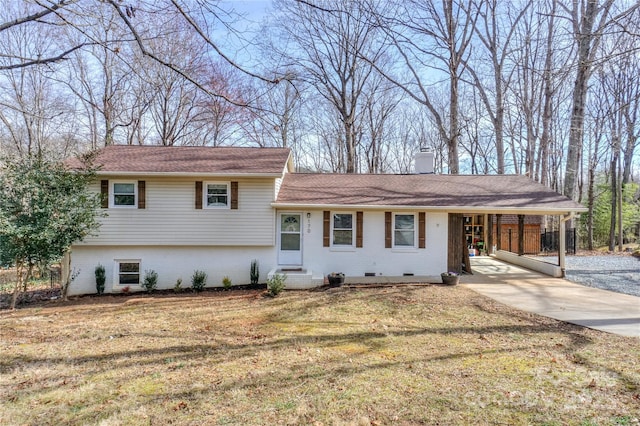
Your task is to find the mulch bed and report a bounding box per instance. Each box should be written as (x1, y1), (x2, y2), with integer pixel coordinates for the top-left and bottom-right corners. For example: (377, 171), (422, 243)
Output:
(0, 283), (269, 310)
(0, 286), (62, 309)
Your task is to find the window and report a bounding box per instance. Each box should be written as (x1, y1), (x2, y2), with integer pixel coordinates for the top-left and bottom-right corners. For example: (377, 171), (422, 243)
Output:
(102, 180), (144, 209)
(332, 213), (353, 246)
(394, 214), (415, 247)
(280, 214), (301, 251)
(205, 182), (230, 208)
(116, 260), (140, 286)
(112, 182), (137, 207)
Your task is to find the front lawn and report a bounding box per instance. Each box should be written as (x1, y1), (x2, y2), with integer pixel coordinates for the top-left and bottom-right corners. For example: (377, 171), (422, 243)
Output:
(1, 286), (638, 425)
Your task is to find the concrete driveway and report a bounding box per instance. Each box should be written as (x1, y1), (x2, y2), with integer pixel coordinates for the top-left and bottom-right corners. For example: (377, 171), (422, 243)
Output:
(461, 257), (640, 338)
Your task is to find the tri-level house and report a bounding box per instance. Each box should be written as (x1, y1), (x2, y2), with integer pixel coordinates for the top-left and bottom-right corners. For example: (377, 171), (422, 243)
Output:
(64, 145), (585, 295)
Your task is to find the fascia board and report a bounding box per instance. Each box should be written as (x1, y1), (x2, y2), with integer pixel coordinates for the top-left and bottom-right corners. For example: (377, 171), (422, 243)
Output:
(97, 172), (283, 178)
(271, 202), (587, 215)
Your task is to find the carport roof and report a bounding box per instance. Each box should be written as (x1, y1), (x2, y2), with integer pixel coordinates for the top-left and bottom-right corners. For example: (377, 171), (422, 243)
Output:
(274, 173), (586, 214)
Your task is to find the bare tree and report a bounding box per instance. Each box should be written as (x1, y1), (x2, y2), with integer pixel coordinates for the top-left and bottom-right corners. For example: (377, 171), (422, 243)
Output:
(537, 0), (561, 186)
(0, 1), (286, 109)
(561, 0), (639, 199)
(0, 3), (75, 158)
(368, 0), (478, 174)
(359, 67), (401, 173)
(463, 0), (531, 174)
(272, 0), (386, 173)
(583, 74), (609, 250)
(242, 78), (303, 149)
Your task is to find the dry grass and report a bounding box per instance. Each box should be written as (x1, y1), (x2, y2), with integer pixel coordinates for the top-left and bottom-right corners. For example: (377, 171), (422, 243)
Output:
(1, 285), (639, 425)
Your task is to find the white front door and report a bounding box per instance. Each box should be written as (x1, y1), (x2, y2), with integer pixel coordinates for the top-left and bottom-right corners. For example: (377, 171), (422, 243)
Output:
(278, 213), (302, 266)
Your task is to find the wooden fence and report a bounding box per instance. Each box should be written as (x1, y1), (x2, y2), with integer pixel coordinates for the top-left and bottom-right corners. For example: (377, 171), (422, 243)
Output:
(494, 226), (576, 255)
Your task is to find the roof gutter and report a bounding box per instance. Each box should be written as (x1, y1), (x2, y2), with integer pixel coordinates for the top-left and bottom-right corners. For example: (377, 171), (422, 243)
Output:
(271, 202), (587, 215)
(96, 172), (285, 178)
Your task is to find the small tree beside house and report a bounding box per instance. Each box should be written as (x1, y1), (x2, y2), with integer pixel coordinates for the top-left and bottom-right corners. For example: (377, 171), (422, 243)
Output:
(0, 153), (103, 309)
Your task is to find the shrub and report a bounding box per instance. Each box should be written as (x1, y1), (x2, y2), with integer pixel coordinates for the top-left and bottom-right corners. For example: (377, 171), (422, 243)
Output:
(222, 276), (232, 290)
(95, 264), (106, 295)
(173, 278), (183, 293)
(250, 259), (259, 285)
(121, 286), (130, 294)
(266, 273), (286, 297)
(142, 269), (158, 293)
(191, 270), (207, 292)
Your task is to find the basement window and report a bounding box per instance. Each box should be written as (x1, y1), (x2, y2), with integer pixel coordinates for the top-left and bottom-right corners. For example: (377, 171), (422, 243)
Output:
(116, 260), (140, 286)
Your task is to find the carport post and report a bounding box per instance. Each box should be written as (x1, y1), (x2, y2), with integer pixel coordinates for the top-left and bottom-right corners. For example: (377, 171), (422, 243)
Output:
(496, 214), (502, 251)
(559, 216), (565, 276)
(487, 214), (493, 254)
(517, 214), (525, 256)
(558, 213), (574, 278)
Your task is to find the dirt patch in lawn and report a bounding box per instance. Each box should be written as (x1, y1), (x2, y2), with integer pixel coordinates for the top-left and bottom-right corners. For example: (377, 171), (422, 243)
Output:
(1, 285), (638, 425)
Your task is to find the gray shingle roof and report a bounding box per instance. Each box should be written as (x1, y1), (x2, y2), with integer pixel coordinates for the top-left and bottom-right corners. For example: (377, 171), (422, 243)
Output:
(67, 145), (291, 175)
(275, 173), (586, 213)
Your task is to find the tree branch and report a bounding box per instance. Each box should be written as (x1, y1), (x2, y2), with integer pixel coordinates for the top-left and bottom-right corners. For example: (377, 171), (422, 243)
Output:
(0, 43), (88, 71)
(0, 0), (75, 32)
(169, 0), (284, 85)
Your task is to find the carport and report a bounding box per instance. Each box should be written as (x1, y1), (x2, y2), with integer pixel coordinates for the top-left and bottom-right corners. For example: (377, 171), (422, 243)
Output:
(446, 192), (587, 278)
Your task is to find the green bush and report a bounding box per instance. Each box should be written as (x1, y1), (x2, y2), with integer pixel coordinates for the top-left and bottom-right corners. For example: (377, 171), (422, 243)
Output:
(266, 273), (286, 297)
(142, 269), (158, 293)
(222, 276), (232, 290)
(173, 278), (183, 293)
(250, 259), (259, 285)
(95, 264), (106, 295)
(191, 270), (207, 292)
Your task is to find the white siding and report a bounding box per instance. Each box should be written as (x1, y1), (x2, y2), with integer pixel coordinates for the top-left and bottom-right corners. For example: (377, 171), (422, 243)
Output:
(293, 210), (449, 278)
(81, 177), (276, 246)
(69, 209), (450, 295)
(69, 246), (276, 295)
(274, 176), (283, 199)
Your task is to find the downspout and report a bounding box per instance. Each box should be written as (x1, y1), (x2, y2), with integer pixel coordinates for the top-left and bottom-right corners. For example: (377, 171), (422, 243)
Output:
(559, 212), (575, 278)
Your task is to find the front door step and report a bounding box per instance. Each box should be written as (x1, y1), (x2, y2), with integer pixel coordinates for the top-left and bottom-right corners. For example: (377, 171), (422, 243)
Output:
(267, 268), (324, 289)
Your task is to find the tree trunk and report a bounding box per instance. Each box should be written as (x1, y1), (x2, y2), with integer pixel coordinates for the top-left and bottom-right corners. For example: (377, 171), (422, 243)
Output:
(622, 128), (636, 184)
(538, 0), (556, 185)
(586, 155), (595, 250)
(564, 0), (599, 200)
(447, 46), (461, 175)
(608, 155), (617, 251)
(61, 251), (72, 301)
(495, 83), (504, 174)
(11, 261), (24, 310)
(564, 68), (589, 200)
(563, 0), (617, 200)
(618, 154), (623, 251)
(344, 119), (356, 173)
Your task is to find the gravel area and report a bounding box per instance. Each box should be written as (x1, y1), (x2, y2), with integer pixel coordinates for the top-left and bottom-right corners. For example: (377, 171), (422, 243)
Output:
(562, 255), (640, 297)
